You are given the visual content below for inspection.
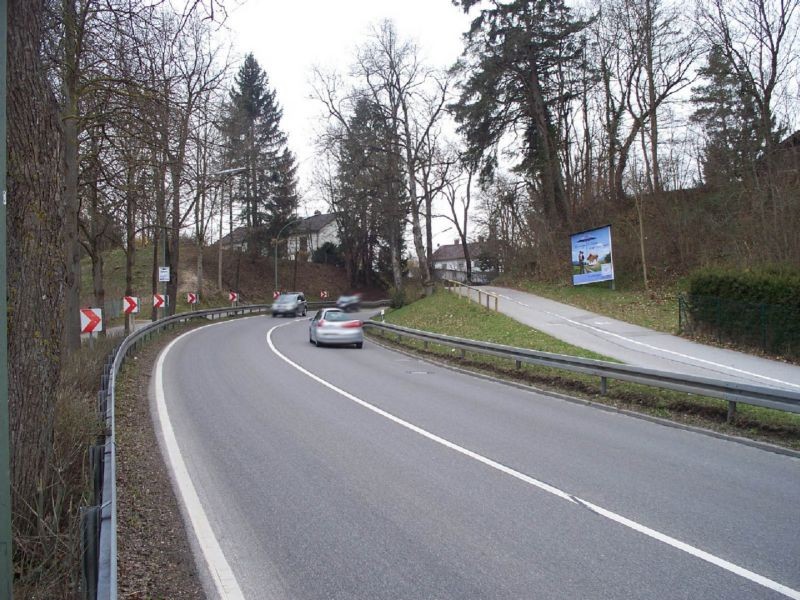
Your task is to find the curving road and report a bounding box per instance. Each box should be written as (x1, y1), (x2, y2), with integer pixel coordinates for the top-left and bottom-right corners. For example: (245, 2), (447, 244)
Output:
(153, 315), (800, 600)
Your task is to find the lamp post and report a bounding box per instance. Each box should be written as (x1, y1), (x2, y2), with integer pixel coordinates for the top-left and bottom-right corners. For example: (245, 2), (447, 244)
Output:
(212, 167), (246, 292)
(274, 217), (302, 293)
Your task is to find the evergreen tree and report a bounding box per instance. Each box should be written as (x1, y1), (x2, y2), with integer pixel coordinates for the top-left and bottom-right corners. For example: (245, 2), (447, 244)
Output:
(334, 95), (408, 288)
(690, 45), (763, 186)
(451, 0), (591, 227)
(224, 53), (298, 252)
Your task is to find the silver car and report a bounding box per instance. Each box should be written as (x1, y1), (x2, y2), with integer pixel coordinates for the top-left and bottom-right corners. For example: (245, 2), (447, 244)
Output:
(309, 308), (363, 348)
(272, 292), (307, 317)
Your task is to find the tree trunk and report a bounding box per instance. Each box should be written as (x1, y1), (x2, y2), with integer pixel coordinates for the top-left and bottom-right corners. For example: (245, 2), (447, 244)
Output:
(167, 165), (181, 316)
(401, 100), (431, 295)
(125, 162), (136, 334)
(61, 0), (81, 351)
(8, 0), (65, 532)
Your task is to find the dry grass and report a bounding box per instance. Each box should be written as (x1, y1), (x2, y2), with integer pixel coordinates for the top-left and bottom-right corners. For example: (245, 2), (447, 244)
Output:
(13, 338), (111, 598)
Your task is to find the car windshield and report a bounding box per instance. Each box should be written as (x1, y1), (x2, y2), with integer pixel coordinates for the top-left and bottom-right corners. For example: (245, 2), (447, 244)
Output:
(277, 294), (299, 303)
(324, 311), (354, 322)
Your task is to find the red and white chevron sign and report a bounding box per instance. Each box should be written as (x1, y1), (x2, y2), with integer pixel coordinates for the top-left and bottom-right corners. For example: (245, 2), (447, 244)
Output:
(153, 294), (166, 308)
(273, 290), (280, 300)
(80, 308), (103, 334)
(123, 296), (140, 314)
(229, 291), (239, 303)
(187, 293), (198, 304)
(320, 290), (329, 299)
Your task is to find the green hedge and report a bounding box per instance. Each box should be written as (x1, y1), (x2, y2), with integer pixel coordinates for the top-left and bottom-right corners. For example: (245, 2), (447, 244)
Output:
(685, 267), (800, 358)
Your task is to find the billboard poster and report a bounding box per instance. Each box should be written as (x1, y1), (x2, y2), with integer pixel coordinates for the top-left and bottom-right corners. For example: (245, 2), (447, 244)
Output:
(570, 225), (614, 286)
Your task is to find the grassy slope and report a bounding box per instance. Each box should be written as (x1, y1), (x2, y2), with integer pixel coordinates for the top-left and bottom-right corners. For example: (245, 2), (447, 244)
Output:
(386, 290), (610, 360)
(379, 289), (799, 450)
(81, 242), (360, 315)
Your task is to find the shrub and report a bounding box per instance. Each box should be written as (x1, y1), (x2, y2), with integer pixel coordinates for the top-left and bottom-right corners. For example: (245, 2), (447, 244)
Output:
(686, 267), (800, 357)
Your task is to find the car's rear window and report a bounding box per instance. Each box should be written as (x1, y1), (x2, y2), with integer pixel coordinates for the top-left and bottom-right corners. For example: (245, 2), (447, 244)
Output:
(324, 311), (354, 322)
(278, 294), (299, 303)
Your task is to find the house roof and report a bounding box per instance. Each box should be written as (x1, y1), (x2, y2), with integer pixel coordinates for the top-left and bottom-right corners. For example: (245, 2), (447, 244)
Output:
(218, 226), (250, 246)
(291, 213), (337, 235)
(431, 242), (484, 262)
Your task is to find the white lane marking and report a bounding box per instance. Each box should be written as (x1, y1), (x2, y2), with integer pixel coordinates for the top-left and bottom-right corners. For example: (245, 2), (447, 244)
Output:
(492, 291), (800, 390)
(267, 322), (800, 599)
(156, 329), (246, 600)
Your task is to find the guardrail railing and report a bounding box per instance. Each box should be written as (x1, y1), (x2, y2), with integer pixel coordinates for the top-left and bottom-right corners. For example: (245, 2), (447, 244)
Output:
(87, 299), (390, 599)
(88, 304), (275, 600)
(364, 320), (800, 420)
(443, 278), (499, 311)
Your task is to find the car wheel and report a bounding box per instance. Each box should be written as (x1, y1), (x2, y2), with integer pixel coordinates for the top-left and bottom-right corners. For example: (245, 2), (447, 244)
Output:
(309, 333), (314, 344)
(355, 342), (363, 349)
(272, 313), (277, 317)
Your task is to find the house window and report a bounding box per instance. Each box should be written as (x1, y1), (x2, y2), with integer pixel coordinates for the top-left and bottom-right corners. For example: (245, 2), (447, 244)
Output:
(300, 236), (308, 252)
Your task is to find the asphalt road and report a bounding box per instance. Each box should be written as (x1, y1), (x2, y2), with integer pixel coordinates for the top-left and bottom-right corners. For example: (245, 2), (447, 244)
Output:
(468, 286), (800, 392)
(154, 314), (800, 600)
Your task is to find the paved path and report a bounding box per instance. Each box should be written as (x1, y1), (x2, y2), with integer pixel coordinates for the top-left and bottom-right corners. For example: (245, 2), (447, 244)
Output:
(468, 286), (800, 392)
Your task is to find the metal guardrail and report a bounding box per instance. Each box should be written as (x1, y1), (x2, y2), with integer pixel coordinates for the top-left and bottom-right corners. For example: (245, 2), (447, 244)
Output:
(364, 321), (800, 419)
(443, 278), (499, 311)
(89, 299), (391, 599)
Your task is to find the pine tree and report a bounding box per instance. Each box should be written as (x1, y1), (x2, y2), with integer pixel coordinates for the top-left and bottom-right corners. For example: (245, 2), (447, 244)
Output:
(451, 0), (591, 227)
(690, 45), (763, 186)
(223, 53), (298, 252)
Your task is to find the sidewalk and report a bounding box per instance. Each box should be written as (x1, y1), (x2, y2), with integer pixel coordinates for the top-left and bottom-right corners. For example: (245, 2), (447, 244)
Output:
(476, 286), (800, 393)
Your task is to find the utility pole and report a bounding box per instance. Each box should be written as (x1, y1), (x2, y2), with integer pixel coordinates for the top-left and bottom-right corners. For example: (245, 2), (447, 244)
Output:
(1, 0), (14, 596)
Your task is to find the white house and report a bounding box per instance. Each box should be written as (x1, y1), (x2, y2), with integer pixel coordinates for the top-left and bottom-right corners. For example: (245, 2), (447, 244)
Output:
(286, 212), (339, 260)
(431, 239), (495, 284)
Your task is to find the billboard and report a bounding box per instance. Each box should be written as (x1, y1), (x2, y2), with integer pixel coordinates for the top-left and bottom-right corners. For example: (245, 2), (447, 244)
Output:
(570, 225), (614, 286)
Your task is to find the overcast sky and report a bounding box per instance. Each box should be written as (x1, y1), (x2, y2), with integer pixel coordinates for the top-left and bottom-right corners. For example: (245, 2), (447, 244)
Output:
(226, 0), (473, 245)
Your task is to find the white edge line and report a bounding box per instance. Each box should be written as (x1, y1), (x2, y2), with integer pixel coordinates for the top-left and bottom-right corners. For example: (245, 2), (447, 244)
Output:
(494, 292), (800, 390)
(267, 321), (800, 600)
(156, 328), (246, 600)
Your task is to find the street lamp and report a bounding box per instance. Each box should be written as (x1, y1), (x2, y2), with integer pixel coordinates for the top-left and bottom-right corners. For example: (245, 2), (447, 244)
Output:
(274, 217), (303, 293)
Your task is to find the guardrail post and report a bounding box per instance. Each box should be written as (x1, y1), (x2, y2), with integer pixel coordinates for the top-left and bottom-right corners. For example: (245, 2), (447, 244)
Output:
(423, 341), (428, 350)
(80, 505), (101, 600)
(727, 401), (737, 423)
(515, 359), (521, 370)
(600, 376), (608, 396)
(459, 349), (465, 359)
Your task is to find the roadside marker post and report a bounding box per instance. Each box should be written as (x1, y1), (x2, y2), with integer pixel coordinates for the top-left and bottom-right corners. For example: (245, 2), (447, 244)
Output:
(153, 294), (168, 309)
(80, 308), (103, 349)
(123, 296), (139, 331)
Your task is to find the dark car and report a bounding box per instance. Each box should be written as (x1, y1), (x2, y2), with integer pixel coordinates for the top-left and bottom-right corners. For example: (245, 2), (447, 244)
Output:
(335, 293), (362, 312)
(272, 292), (307, 317)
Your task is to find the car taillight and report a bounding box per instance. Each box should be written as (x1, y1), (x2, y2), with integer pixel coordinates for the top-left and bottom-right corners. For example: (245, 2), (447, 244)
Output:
(317, 319), (326, 327)
(343, 320), (362, 328)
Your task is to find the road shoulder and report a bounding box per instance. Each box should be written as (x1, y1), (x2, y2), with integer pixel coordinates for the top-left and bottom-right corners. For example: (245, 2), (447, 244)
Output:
(115, 329), (207, 599)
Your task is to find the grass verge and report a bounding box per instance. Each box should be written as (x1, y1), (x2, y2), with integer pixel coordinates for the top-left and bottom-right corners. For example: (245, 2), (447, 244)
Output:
(374, 290), (800, 451)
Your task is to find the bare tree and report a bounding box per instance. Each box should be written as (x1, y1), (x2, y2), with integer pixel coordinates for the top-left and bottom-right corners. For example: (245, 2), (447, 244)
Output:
(356, 21), (451, 295)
